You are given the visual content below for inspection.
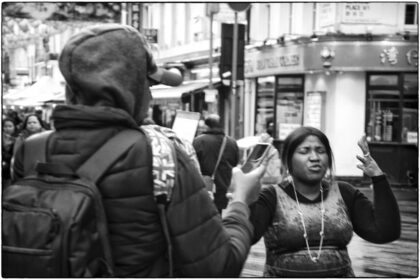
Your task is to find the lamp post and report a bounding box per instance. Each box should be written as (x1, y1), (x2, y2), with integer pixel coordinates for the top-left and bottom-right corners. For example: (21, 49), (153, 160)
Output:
(205, 3), (220, 113)
(227, 3), (250, 138)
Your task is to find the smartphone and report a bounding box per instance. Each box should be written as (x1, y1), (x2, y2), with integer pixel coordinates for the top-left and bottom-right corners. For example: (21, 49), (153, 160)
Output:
(241, 143), (270, 173)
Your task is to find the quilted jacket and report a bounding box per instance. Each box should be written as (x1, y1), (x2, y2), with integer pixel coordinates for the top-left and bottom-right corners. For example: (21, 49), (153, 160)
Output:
(12, 24), (254, 277)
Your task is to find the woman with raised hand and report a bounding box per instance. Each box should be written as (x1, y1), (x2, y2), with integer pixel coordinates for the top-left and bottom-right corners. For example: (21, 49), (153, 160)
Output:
(249, 126), (400, 277)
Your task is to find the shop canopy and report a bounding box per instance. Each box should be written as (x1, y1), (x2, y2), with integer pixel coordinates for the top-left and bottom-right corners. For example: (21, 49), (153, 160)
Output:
(3, 78), (220, 106)
(3, 76), (65, 106)
(151, 78), (221, 100)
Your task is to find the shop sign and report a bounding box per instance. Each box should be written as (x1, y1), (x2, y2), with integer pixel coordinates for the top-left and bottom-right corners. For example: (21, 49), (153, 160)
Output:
(304, 91), (325, 130)
(407, 132), (418, 144)
(317, 3), (336, 28)
(406, 49), (418, 66)
(245, 47), (303, 78)
(278, 123), (301, 140)
(204, 88), (217, 103)
(305, 42), (419, 70)
(213, 3), (247, 23)
(171, 111), (201, 143)
(380, 47), (398, 65)
(341, 3), (378, 24)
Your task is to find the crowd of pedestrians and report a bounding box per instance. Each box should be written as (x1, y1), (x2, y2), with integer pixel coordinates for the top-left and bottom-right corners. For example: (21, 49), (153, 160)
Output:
(2, 110), (49, 188)
(2, 24), (401, 278)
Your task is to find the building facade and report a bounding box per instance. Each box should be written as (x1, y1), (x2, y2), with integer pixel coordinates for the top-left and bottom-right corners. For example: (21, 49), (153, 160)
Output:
(2, 2), (418, 185)
(242, 2), (418, 185)
(148, 2), (418, 185)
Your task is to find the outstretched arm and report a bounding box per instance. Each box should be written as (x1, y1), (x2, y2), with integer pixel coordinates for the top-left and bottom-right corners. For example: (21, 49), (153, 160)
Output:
(168, 145), (265, 277)
(349, 136), (400, 243)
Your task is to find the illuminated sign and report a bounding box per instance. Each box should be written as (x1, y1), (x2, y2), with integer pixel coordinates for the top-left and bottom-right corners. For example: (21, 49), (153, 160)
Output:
(406, 49), (418, 66)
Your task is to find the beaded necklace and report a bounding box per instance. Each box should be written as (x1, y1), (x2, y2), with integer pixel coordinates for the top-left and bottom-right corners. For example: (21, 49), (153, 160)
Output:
(291, 180), (325, 262)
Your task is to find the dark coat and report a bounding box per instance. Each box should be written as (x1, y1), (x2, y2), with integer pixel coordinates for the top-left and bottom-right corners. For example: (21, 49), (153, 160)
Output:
(13, 105), (253, 277)
(12, 25), (253, 277)
(193, 128), (239, 210)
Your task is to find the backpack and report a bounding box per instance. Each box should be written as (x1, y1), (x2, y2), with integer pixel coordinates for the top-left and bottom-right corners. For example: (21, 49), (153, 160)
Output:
(2, 128), (177, 277)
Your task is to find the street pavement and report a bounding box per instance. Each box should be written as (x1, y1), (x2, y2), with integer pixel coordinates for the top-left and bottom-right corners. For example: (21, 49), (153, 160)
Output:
(240, 187), (418, 277)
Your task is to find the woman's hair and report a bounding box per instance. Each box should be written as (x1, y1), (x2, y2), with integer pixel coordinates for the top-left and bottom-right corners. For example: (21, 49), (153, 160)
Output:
(281, 126), (335, 178)
(21, 113), (46, 131)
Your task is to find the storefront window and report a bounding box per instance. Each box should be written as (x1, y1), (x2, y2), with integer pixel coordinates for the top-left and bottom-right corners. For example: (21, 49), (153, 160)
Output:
(402, 73), (418, 143)
(276, 75), (304, 140)
(366, 72), (418, 144)
(255, 76), (275, 135)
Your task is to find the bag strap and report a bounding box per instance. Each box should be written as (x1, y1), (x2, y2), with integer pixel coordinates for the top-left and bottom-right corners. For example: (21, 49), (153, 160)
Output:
(211, 136), (227, 179)
(26, 129), (140, 184)
(77, 130), (140, 183)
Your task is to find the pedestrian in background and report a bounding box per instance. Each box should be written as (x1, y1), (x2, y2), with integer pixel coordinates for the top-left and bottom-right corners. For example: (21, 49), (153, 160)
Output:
(249, 126), (400, 277)
(12, 24), (266, 277)
(258, 132), (282, 185)
(2, 118), (18, 189)
(13, 113), (48, 157)
(193, 114), (240, 214)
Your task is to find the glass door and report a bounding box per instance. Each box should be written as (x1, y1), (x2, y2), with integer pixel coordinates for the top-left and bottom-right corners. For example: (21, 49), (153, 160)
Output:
(275, 75), (304, 140)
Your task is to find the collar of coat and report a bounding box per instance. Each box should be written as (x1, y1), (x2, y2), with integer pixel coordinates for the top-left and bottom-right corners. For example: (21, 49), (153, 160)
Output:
(203, 128), (225, 135)
(51, 104), (140, 130)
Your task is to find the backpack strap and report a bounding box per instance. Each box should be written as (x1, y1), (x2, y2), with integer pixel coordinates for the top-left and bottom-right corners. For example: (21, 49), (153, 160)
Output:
(23, 130), (54, 176)
(28, 130), (141, 184)
(140, 124), (178, 277)
(211, 136), (227, 180)
(77, 130), (140, 183)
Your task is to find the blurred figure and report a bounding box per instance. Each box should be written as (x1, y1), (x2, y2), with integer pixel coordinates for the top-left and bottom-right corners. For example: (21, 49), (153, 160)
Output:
(2, 118), (18, 188)
(6, 110), (23, 131)
(142, 106), (156, 125)
(193, 114), (240, 214)
(195, 119), (208, 136)
(258, 132), (282, 185)
(13, 113), (48, 156)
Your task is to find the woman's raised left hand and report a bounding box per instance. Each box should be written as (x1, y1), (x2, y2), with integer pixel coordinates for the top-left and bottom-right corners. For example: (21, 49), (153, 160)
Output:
(356, 135), (384, 177)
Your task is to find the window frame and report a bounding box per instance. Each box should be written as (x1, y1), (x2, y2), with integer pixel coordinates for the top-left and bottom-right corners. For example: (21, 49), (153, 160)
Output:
(365, 72), (418, 144)
(404, 3), (418, 25)
(274, 74), (305, 139)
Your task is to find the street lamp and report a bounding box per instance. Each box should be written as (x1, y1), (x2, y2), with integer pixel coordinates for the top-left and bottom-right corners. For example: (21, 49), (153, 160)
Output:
(227, 3), (250, 138)
(205, 4), (220, 113)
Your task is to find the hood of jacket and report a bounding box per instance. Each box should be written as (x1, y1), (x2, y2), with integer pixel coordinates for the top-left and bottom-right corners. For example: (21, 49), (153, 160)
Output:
(58, 24), (157, 124)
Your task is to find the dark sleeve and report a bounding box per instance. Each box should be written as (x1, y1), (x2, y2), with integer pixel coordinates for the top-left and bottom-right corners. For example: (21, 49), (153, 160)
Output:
(167, 144), (253, 277)
(339, 175), (401, 243)
(249, 185), (277, 244)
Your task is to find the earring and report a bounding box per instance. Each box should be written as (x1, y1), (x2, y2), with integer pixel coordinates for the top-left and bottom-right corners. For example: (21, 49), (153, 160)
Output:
(285, 169), (292, 183)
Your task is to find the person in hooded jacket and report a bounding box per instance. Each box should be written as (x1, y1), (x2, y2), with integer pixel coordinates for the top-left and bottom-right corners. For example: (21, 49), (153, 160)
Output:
(12, 24), (266, 278)
(193, 114), (240, 214)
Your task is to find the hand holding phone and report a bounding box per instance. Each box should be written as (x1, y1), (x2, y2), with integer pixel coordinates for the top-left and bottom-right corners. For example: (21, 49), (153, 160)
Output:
(241, 143), (270, 173)
(230, 163), (267, 205)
